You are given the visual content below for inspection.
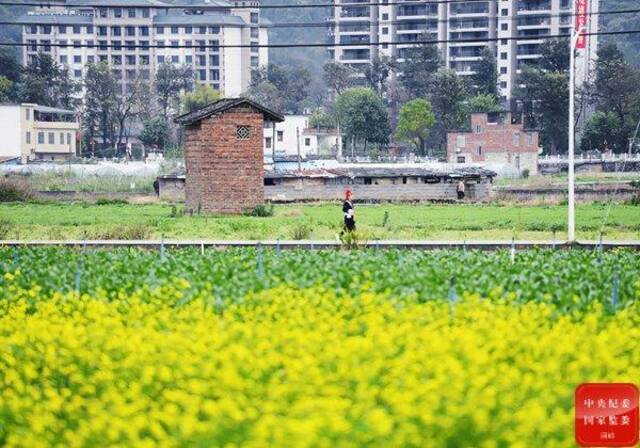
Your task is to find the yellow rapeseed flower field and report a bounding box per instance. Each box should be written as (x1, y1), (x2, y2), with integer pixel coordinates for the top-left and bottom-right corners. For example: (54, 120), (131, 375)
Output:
(1, 278), (639, 447)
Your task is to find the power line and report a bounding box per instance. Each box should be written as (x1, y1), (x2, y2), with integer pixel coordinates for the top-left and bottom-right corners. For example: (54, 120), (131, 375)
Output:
(0, 29), (636, 49)
(1, 7), (636, 28)
(0, 0), (497, 9)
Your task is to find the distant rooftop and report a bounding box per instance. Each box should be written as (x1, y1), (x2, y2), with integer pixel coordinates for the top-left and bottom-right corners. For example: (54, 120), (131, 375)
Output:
(153, 11), (244, 26)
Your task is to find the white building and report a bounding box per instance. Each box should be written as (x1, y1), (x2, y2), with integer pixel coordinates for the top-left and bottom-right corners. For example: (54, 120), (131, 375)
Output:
(0, 103), (79, 161)
(263, 115), (342, 159)
(12, 0), (268, 97)
(329, 0), (599, 102)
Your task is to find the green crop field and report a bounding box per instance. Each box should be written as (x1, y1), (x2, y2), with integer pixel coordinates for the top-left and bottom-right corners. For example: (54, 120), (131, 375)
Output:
(1, 248), (639, 446)
(1, 201), (639, 241)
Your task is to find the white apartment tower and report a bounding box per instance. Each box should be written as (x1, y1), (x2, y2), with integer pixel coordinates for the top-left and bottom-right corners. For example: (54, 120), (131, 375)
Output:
(329, 0), (599, 102)
(13, 0), (269, 97)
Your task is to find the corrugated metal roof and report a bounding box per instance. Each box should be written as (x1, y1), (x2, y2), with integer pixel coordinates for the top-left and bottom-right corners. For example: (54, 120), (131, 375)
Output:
(174, 97), (285, 125)
(153, 12), (244, 26)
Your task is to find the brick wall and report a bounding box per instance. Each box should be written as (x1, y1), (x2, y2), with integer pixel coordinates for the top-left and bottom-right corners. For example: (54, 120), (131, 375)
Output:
(447, 113), (539, 174)
(184, 104), (265, 214)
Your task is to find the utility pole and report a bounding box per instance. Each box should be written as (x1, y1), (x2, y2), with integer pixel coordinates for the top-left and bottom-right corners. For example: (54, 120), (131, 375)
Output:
(568, 17), (585, 243)
(296, 126), (302, 172)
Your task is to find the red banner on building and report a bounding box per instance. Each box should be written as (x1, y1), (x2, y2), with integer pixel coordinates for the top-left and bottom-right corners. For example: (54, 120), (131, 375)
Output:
(575, 0), (588, 49)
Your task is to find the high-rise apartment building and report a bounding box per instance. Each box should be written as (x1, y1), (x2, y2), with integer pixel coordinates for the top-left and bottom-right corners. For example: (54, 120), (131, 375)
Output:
(13, 0), (268, 97)
(328, 0), (599, 102)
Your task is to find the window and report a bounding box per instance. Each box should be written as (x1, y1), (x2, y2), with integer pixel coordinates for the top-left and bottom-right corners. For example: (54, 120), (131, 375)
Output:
(59, 40), (68, 48)
(73, 40), (81, 48)
(48, 132), (55, 144)
(209, 26), (220, 34)
(111, 26), (121, 36)
(171, 40), (179, 48)
(477, 146), (482, 155)
(198, 26), (206, 34)
(142, 8), (150, 18)
(26, 132), (31, 144)
(364, 177), (372, 185)
(456, 135), (465, 148)
(185, 26), (192, 34)
(198, 69), (206, 80)
(277, 130), (283, 142)
(185, 55), (192, 64)
(25, 108), (30, 120)
(501, 39), (507, 45)
(157, 55), (165, 64)
(526, 133), (533, 145)
(98, 26), (107, 36)
(513, 132), (520, 146)
(501, 23), (508, 31)
(73, 55), (81, 63)
(114, 8), (122, 18)
(500, 81), (507, 88)
(304, 137), (311, 146)
(38, 132), (44, 144)
(60, 55), (67, 64)
(250, 12), (258, 23)
(74, 69), (82, 78)
(128, 8), (136, 18)
(112, 55), (122, 65)
(251, 56), (259, 66)
(58, 25), (66, 34)
(475, 124), (481, 133)
(501, 8), (508, 16)
(236, 125), (250, 140)
(42, 25), (51, 34)
(265, 136), (272, 148)
(140, 26), (149, 36)
(156, 26), (164, 34)
(500, 52), (507, 60)
(87, 55), (95, 63)
(382, 27), (388, 35)
(382, 13), (388, 20)
(209, 54), (219, 65)
(209, 40), (219, 51)
(209, 69), (219, 80)
(171, 26), (178, 34)
(126, 26), (135, 37)
(251, 27), (259, 38)
(500, 67), (507, 74)
(60, 132), (65, 144)
(67, 133), (72, 144)
(126, 55), (135, 65)
(171, 55), (179, 63)
(86, 25), (93, 33)
(457, 156), (466, 163)
(198, 55), (206, 66)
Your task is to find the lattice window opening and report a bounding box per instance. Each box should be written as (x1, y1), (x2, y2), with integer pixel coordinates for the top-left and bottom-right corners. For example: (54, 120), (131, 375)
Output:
(236, 125), (251, 140)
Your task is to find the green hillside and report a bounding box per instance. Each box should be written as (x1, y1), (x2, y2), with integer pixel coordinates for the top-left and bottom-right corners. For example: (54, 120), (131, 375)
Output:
(600, 0), (640, 66)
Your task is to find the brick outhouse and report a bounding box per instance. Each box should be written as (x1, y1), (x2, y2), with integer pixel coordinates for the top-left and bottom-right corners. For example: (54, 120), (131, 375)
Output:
(174, 98), (284, 214)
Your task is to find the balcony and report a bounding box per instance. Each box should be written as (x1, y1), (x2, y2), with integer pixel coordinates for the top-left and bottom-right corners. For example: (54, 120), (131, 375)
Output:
(339, 35), (370, 44)
(517, 1), (551, 13)
(397, 5), (438, 18)
(449, 2), (490, 15)
(449, 19), (490, 30)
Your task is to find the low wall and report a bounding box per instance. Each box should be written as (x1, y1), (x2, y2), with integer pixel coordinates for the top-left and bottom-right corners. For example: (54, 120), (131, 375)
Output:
(33, 191), (154, 201)
(495, 182), (639, 203)
(158, 177), (493, 203)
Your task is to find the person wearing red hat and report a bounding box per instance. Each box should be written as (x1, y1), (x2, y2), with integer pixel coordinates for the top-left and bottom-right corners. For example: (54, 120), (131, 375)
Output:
(342, 189), (355, 234)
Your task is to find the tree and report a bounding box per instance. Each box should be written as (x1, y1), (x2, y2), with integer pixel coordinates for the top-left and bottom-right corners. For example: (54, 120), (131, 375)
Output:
(539, 38), (570, 73)
(471, 47), (498, 98)
(591, 43), (640, 126)
(181, 84), (221, 113)
(515, 68), (568, 154)
(246, 81), (284, 113)
(0, 76), (12, 102)
(0, 48), (21, 84)
(140, 117), (171, 150)
(250, 64), (311, 113)
(397, 37), (440, 98)
(323, 61), (355, 95)
(84, 62), (119, 153)
(155, 63), (194, 119)
(428, 69), (467, 152)
(580, 111), (626, 152)
(467, 94), (501, 114)
(18, 53), (79, 108)
(359, 56), (393, 97)
(308, 110), (337, 129)
(335, 87), (390, 152)
(395, 99), (436, 156)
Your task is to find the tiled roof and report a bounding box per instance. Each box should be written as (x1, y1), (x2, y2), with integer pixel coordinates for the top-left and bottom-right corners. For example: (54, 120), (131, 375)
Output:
(12, 14), (93, 24)
(174, 98), (285, 125)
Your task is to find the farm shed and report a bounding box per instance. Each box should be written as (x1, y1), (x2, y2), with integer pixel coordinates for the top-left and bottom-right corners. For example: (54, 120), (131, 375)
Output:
(174, 98), (284, 214)
(157, 166), (495, 203)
